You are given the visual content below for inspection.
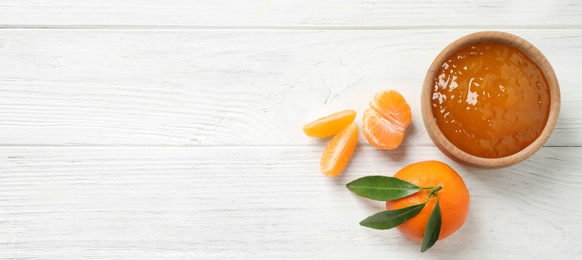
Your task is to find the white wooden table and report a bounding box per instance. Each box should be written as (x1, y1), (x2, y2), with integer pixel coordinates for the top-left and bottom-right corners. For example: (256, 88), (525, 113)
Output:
(1, 1), (581, 259)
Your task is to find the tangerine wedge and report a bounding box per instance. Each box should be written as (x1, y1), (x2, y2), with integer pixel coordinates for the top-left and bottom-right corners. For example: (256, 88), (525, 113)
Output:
(303, 110), (357, 138)
(362, 90), (411, 150)
(320, 123), (358, 177)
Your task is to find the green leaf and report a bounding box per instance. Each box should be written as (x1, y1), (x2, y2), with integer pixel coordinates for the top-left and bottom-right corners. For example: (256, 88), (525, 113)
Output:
(346, 176), (422, 201)
(359, 203), (426, 230)
(420, 200), (442, 252)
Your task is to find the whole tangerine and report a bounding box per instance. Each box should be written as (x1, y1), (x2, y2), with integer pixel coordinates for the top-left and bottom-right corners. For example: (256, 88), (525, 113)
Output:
(386, 160), (470, 242)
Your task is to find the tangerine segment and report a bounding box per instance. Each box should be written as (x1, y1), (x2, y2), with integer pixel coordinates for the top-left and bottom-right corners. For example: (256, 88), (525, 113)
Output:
(303, 110), (357, 138)
(362, 90), (411, 150)
(386, 161), (470, 243)
(320, 123), (358, 177)
(362, 109), (405, 150)
(370, 90), (412, 129)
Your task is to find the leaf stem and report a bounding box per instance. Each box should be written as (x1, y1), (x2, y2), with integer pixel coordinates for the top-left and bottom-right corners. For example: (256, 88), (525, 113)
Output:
(421, 185), (443, 205)
(428, 185), (443, 198)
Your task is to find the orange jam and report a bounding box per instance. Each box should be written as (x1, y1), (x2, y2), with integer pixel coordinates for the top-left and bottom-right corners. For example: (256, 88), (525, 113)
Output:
(431, 42), (550, 158)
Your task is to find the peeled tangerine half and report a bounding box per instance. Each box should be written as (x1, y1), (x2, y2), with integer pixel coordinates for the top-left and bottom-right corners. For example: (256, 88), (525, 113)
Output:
(320, 123), (358, 177)
(362, 90), (412, 150)
(303, 110), (357, 138)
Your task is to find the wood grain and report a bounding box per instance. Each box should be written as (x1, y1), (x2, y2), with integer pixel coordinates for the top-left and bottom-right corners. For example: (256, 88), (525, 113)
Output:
(0, 0), (581, 28)
(1, 146), (580, 258)
(0, 29), (580, 146)
(2, 1), (581, 258)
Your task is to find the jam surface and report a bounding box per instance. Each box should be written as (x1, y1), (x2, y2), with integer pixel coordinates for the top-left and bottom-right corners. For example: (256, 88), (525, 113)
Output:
(431, 41), (550, 158)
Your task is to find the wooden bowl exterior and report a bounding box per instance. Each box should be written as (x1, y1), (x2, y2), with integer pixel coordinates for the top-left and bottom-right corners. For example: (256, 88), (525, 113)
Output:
(421, 31), (561, 168)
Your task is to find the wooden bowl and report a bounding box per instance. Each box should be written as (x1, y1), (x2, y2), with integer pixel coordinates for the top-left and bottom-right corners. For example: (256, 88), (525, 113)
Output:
(421, 31), (560, 168)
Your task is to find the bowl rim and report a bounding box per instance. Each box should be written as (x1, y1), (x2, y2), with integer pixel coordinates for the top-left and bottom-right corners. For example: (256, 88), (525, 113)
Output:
(421, 31), (561, 168)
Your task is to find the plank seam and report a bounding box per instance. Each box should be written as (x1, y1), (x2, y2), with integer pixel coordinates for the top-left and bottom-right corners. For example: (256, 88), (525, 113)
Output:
(2, 25), (582, 30)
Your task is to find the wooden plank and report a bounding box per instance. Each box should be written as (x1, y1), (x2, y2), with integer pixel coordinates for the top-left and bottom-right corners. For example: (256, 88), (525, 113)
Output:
(0, 146), (580, 258)
(0, 29), (579, 146)
(0, 1), (581, 28)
